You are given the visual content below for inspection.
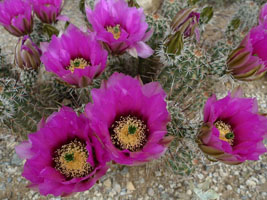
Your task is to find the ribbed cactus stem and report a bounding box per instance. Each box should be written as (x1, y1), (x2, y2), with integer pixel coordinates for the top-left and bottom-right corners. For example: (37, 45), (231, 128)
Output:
(156, 41), (210, 146)
(19, 69), (39, 87)
(227, 1), (259, 38)
(208, 39), (233, 77)
(146, 14), (171, 49)
(160, 0), (186, 20)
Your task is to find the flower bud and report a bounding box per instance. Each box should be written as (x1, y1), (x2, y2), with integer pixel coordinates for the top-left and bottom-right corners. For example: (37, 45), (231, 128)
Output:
(15, 36), (42, 70)
(227, 24), (267, 81)
(171, 8), (200, 41)
(164, 31), (184, 55)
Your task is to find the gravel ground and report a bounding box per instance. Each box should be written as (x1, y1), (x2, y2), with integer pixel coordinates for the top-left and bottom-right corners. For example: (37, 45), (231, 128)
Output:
(0, 0), (267, 199)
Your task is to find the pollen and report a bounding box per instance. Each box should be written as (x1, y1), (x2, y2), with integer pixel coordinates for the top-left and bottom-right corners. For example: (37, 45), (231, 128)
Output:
(53, 138), (93, 179)
(106, 24), (121, 40)
(110, 115), (148, 152)
(67, 58), (89, 73)
(215, 121), (235, 146)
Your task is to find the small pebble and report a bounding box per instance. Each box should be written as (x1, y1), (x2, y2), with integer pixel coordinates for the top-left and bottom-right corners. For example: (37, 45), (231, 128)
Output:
(139, 178), (145, 184)
(197, 174), (204, 180)
(114, 183), (121, 193)
(186, 190), (192, 195)
(103, 179), (112, 189)
(226, 185), (232, 190)
(246, 179), (257, 187)
(7, 177), (12, 183)
(11, 153), (22, 166)
(148, 188), (154, 196)
(126, 182), (135, 191)
(0, 183), (6, 190)
(121, 167), (129, 175)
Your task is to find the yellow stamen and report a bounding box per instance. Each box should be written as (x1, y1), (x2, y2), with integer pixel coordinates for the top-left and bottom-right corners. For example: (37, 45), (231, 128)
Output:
(111, 115), (148, 152)
(53, 139), (93, 178)
(215, 121), (235, 146)
(106, 24), (121, 40)
(67, 58), (89, 73)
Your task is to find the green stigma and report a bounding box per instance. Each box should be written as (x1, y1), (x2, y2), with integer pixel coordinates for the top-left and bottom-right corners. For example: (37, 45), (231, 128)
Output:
(64, 153), (74, 162)
(225, 132), (234, 139)
(74, 61), (80, 67)
(114, 27), (120, 33)
(128, 125), (137, 135)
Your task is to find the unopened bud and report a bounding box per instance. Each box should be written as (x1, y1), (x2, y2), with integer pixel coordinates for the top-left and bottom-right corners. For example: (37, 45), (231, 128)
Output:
(227, 24), (267, 81)
(171, 8), (200, 41)
(15, 36), (42, 70)
(164, 31), (184, 55)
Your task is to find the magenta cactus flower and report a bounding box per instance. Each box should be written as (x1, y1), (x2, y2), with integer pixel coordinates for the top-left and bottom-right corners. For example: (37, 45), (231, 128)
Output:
(86, 0), (154, 58)
(171, 8), (200, 41)
(30, 0), (68, 24)
(197, 88), (267, 165)
(85, 73), (172, 166)
(227, 23), (267, 81)
(15, 107), (110, 197)
(0, 0), (33, 37)
(15, 36), (42, 70)
(259, 3), (267, 25)
(41, 24), (108, 87)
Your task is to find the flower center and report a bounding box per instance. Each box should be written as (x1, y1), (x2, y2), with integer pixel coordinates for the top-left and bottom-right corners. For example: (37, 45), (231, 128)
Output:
(67, 58), (89, 73)
(64, 153), (74, 162)
(106, 24), (121, 40)
(214, 121), (235, 145)
(53, 138), (93, 179)
(110, 115), (148, 152)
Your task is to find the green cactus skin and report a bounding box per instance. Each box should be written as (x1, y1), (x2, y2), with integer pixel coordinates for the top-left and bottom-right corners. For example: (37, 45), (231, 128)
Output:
(0, 95), (15, 123)
(146, 14), (171, 49)
(226, 1), (259, 42)
(165, 139), (198, 176)
(207, 39), (233, 77)
(0, 48), (17, 79)
(157, 41), (209, 100)
(19, 69), (38, 87)
(0, 78), (32, 134)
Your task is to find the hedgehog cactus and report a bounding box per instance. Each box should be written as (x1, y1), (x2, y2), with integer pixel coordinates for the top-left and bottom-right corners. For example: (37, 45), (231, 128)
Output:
(0, 95), (15, 123)
(157, 42), (210, 101)
(208, 39), (233, 77)
(15, 36), (42, 71)
(1, 0), (267, 197)
(146, 14), (171, 49)
(19, 69), (39, 87)
(160, 0), (186, 19)
(228, 1), (259, 38)
(0, 78), (28, 132)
